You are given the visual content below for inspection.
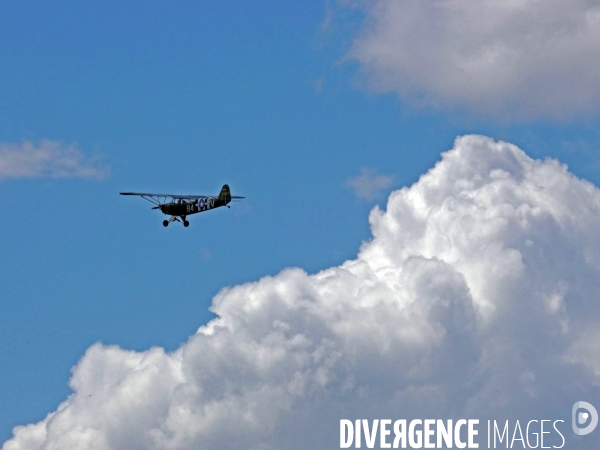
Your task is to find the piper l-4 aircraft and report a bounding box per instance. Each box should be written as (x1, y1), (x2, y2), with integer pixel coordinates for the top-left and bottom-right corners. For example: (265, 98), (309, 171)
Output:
(120, 184), (244, 227)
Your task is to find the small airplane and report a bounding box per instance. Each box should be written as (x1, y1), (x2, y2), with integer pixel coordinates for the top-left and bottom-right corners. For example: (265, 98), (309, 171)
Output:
(120, 184), (244, 227)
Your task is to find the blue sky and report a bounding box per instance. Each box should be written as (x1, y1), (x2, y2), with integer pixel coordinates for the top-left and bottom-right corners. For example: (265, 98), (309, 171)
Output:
(2, 1), (600, 446)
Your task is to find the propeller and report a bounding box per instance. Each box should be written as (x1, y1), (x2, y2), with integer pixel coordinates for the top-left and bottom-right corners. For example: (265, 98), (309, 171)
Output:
(152, 206), (162, 210)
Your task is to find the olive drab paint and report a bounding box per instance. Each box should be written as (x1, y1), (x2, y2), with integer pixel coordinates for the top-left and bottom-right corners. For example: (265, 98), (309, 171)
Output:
(119, 184), (244, 228)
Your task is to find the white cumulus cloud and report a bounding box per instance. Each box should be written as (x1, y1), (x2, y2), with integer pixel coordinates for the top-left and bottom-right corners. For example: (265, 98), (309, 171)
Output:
(0, 140), (109, 180)
(5, 135), (600, 449)
(349, 0), (600, 120)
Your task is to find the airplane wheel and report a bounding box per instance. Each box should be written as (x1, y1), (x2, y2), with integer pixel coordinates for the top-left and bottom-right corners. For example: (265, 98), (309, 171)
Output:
(183, 220), (190, 227)
(163, 220), (169, 227)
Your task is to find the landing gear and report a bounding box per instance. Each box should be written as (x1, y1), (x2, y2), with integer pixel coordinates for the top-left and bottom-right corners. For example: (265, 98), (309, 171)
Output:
(162, 216), (188, 227)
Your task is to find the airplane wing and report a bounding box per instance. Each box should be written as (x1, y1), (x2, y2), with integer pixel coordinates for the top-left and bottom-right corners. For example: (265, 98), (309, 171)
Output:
(120, 190), (244, 208)
(119, 192), (213, 208)
(120, 192), (211, 199)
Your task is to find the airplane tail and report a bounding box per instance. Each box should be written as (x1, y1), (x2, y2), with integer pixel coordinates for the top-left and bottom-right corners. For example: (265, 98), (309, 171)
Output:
(217, 184), (232, 204)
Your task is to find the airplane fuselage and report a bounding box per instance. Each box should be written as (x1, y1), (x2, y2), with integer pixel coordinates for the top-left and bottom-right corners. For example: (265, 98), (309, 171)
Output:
(160, 197), (228, 216)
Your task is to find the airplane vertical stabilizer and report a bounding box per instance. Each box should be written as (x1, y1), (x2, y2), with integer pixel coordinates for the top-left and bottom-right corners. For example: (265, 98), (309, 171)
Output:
(218, 184), (231, 204)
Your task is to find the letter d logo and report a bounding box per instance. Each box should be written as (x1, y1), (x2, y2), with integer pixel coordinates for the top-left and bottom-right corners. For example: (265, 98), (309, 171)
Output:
(572, 401), (598, 436)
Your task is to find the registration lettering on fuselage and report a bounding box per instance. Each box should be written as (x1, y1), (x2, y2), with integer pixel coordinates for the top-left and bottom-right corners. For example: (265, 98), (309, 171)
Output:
(192, 198), (214, 212)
